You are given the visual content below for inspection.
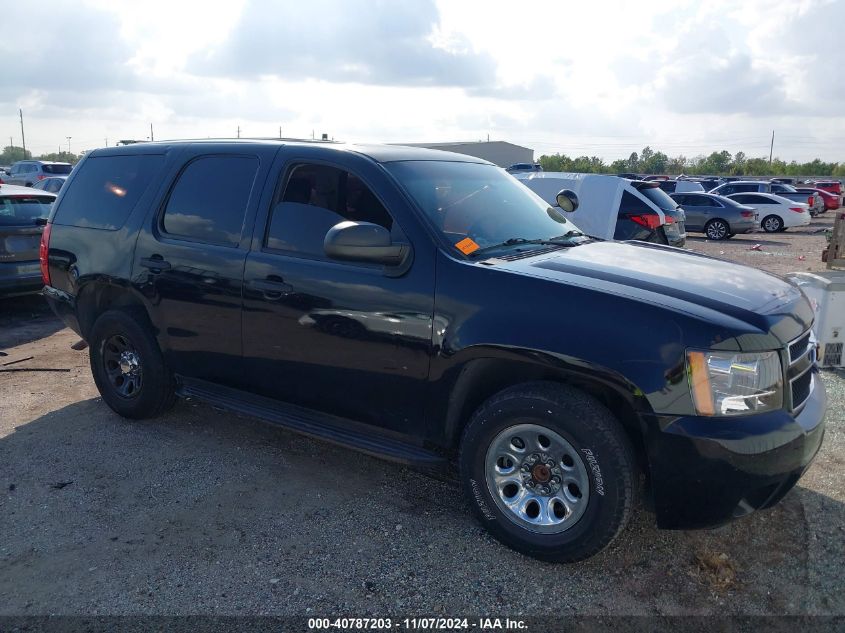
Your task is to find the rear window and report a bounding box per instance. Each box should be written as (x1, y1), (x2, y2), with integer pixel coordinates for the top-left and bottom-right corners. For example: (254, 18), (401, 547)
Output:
(639, 186), (678, 211)
(0, 195), (54, 226)
(42, 164), (72, 175)
(53, 155), (163, 230)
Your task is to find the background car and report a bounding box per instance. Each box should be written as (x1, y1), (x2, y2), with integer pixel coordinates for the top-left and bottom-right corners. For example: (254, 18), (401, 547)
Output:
(657, 180), (705, 194)
(795, 186), (840, 211)
(726, 192), (811, 233)
(809, 180), (842, 199)
(505, 163), (543, 174)
(670, 192), (757, 240)
(711, 180), (801, 196)
(0, 184), (57, 297)
(3, 160), (73, 187)
(30, 176), (68, 194)
(516, 173), (686, 247)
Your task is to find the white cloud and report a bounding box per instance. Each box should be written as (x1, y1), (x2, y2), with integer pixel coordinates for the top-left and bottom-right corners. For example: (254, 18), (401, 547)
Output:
(0, 0), (843, 162)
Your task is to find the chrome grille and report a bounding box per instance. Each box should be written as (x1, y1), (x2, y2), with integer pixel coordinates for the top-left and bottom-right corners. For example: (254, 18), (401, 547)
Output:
(787, 329), (815, 412)
(788, 330), (812, 365)
(790, 369), (813, 412)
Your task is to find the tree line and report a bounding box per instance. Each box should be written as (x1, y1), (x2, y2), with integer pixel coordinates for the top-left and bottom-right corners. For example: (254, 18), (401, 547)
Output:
(538, 146), (845, 178)
(1, 146), (80, 166)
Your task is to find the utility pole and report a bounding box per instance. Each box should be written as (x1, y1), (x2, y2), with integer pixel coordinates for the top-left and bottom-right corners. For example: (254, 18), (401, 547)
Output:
(19, 109), (26, 157)
(279, 126), (282, 139)
(769, 130), (775, 165)
(150, 123), (154, 142)
(237, 125), (240, 139)
(66, 137), (72, 154)
(105, 138), (108, 147)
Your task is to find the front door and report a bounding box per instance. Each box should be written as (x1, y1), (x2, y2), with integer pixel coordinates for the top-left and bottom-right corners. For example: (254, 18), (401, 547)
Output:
(241, 150), (435, 436)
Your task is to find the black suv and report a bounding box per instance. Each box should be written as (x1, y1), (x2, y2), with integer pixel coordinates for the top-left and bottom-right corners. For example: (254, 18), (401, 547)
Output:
(42, 141), (826, 562)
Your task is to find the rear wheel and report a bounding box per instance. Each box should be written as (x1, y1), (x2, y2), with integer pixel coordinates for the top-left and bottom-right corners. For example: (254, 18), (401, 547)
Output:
(459, 382), (639, 562)
(704, 218), (730, 240)
(762, 214), (783, 233)
(89, 309), (175, 419)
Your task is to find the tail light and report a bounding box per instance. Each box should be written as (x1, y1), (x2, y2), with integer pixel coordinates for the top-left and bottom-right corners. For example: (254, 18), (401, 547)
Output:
(789, 207), (806, 213)
(39, 222), (51, 286)
(808, 196), (814, 206)
(628, 213), (663, 230)
(740, 211), (754, 218)
(37, 174), (46, 181)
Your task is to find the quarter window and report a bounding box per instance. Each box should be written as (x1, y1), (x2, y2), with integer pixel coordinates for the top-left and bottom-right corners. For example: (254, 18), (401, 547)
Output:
(162, 155), (259, 245)
(265, 163), (397, 259)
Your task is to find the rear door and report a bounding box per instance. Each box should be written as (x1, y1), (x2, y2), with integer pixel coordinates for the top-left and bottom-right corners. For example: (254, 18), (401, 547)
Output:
(132, 145), (278, 384)
(0, 193), (54, 289)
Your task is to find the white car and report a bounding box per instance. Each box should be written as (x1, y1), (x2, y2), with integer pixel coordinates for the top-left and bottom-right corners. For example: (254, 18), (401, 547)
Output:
(726, 192), (812, 233)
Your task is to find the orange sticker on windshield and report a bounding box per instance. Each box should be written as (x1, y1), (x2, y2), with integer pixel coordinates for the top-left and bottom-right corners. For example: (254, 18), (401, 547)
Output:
(455, 237), (480, 255)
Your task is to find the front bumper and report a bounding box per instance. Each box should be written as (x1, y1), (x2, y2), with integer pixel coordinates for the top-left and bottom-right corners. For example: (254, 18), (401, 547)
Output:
(645, 370), (826, 529)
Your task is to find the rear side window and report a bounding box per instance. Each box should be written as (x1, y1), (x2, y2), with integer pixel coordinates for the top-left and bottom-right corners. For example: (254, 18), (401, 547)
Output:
(0, 195), (54, 226)
(161, 155), (259, 246)
(43, 164), (72, 175)
(732, 194), (771, 205)
(54, 155), (163, 230)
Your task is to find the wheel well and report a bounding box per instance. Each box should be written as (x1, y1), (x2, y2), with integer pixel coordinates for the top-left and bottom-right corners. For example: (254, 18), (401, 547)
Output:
(76, 283), (151, 340)
(446, 359), (649, 473)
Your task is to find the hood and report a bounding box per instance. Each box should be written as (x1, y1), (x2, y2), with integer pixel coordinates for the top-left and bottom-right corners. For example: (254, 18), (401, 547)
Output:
(492, 240), (813, 344)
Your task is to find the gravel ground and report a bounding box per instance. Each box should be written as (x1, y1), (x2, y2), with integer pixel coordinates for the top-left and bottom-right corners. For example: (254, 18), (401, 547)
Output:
(686, 211), (835, 276)
(1, 252), (844, 616)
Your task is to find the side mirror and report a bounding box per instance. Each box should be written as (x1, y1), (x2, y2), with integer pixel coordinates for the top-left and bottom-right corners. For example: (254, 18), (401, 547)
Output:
(324, 221), (409, 266)
(555, 189), (579, 213)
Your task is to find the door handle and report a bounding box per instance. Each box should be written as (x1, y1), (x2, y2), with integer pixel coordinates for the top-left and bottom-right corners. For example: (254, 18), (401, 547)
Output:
(249, 278), (293, 299)
(140, 256), (171, 271)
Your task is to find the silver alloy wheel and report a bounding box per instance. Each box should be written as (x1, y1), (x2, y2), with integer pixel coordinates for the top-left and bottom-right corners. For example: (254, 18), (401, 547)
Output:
(762, 215), (782, 232)
(706, 220), (728, 240)
(485, 423), (590, 534)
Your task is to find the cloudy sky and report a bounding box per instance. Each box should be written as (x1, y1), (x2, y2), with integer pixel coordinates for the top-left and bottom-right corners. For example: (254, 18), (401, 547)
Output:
(2, 0), (843, 162)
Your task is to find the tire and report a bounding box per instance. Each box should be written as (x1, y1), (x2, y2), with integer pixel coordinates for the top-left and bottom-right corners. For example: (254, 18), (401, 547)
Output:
(89, 309), (175, 419)
(762, 214), (784, 233)
(459, 381), (639, 563)
(704, 218), (730, 240)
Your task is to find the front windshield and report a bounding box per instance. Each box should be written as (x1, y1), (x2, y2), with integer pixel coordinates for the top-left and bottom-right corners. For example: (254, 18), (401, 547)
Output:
(385, 161), (584, 255)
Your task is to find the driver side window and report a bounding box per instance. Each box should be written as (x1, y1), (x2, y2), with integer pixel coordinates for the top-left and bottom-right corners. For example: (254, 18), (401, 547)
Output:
(265, 163), (399, 259)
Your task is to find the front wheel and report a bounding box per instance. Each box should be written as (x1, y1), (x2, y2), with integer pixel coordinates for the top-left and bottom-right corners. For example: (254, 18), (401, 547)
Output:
(762, 214), (784, 233)
(459, 382), (639, 562)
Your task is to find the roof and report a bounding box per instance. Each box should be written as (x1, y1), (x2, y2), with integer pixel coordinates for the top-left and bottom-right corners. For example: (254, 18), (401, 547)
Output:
(397, 140), (533, 151)
(88, 139), (492, 165)
(13, 160), (71, 166)
(0, 183), (58, 197)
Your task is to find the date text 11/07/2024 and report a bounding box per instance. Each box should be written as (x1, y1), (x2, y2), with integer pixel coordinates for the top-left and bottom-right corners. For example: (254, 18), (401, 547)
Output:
(307, 617), (528, 630)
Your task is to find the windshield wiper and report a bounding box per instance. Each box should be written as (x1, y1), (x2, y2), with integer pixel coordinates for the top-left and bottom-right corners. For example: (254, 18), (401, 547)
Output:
(469, 232), (586, 258)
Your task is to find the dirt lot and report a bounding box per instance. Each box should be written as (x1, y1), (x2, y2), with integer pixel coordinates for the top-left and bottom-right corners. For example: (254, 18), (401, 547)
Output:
(1, 216), (844, 616)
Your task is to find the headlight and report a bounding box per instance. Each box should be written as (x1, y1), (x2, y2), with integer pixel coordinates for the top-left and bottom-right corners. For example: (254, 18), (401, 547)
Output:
(687, 350), (783, 416)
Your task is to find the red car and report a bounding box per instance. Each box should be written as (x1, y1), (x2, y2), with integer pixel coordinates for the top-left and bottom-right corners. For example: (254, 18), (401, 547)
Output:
(810, 180), (842, 197)
(796, 187), (841, 211)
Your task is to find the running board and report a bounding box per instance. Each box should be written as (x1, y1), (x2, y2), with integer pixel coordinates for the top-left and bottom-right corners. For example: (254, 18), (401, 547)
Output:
(176, 377), (448, 470)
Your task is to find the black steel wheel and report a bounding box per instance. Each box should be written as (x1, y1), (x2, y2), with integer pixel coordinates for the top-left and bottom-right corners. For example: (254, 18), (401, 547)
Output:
(89, 309), (175, 419)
